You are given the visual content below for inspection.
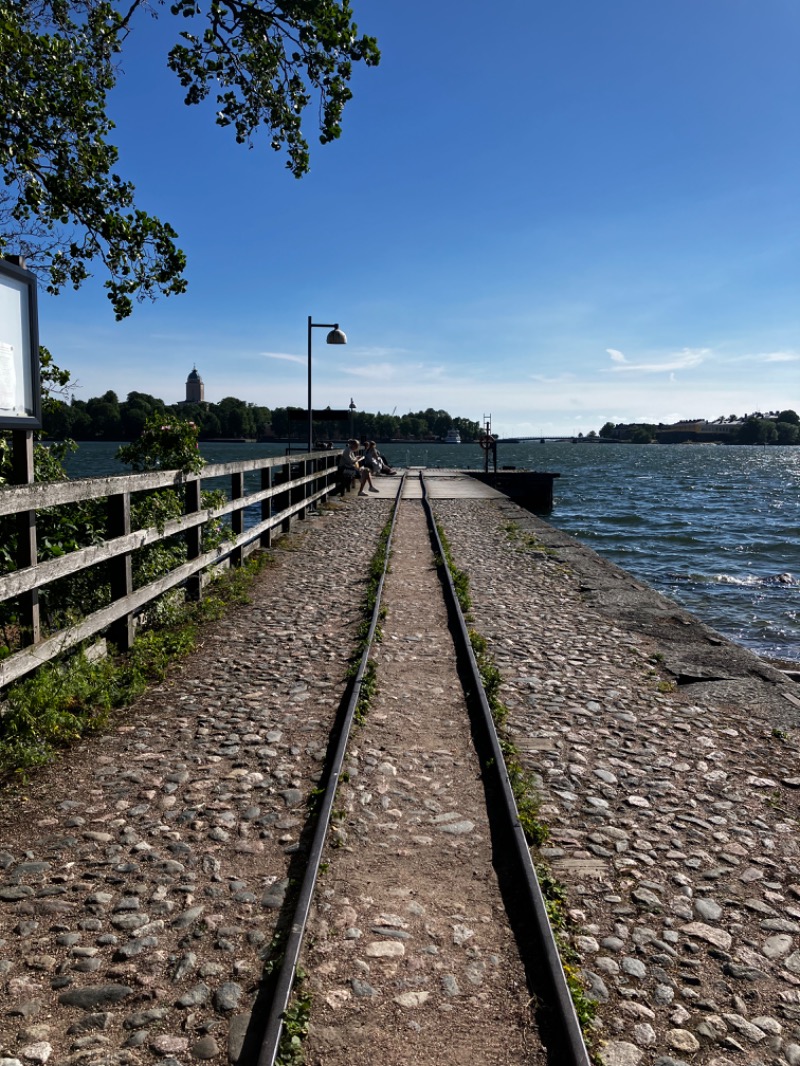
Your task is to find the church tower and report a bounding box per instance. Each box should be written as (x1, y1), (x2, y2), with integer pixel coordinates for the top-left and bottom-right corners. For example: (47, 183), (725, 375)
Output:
(185, 366), (204, 404)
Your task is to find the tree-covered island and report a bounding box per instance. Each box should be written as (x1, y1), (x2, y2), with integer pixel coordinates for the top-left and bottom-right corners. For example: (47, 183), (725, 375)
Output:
(597, 410), (800, 445)
(43, 389), (482, 444)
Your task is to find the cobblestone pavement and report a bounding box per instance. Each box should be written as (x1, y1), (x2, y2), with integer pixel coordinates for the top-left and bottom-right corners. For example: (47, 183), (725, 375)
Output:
(0, 498), (391, 1066)
(432, 498), (800, 1066)
(4, 484), (800, 1066)
(303, 500), (545, 1065)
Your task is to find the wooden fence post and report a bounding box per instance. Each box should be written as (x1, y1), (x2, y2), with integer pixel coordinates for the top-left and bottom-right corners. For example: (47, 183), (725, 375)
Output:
(299, 458), (308, 521)
(321, 454), (333, 503)
(185, 478), (202, 601)
(230, 471), (244, 567)
(12, 430), (39, 646)
(107, 491), (134, 650)
(281, 460), (292, 534)
(260, 467), (272, 549)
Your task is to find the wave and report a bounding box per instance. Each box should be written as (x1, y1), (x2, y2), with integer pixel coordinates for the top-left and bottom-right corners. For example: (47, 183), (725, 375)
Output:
(666, 571), (798, 588)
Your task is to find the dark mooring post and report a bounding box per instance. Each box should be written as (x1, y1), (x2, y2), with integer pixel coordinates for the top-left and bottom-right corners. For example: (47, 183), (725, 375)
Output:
(12, 429), (40, 645)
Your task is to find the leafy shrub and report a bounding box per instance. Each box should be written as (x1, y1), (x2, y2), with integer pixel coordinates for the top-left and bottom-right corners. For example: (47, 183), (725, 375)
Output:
(117, 415), (204, 474)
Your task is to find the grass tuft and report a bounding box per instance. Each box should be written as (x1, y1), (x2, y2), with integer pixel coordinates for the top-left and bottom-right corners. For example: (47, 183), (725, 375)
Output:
(276, 970), (312, 1066)
(501, 519), (559, 556)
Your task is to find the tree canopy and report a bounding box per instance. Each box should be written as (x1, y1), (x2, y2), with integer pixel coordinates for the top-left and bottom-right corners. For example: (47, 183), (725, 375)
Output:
(44, 390), (482, 444)
(0, 0), (379, 317)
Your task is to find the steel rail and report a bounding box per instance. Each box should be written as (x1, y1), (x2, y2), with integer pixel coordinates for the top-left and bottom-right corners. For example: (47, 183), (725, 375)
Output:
(420, 472), (592, 1066)
(255, 473), (407, 1066)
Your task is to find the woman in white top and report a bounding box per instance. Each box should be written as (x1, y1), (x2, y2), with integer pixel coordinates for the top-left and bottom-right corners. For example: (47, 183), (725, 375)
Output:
(340, 440), (378, 495)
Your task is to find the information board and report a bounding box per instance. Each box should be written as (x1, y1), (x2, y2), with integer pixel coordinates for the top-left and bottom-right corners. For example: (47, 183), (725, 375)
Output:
(0, 258), (41, 430)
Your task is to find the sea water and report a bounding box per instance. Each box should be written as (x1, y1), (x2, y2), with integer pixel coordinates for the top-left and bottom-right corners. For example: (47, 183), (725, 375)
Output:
(62, 440), (800, 665)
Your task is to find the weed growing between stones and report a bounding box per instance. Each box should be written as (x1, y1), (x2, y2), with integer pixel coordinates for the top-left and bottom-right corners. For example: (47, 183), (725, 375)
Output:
(354, 659), (377, 728)
(0, 550), (272, 781)
(535, 865), (598, 1037)
(468, 628), (548, 848)
(433, 516), (598, 1042)
(434, 522), (471, 620)
(279, 516), (394, 1060)
(347, 518), (392, 675)
(434, 522), (548, 844)
(346, 515), (392, 707)
(276, 971), (312, 1066)
(501, 519), (559, 557)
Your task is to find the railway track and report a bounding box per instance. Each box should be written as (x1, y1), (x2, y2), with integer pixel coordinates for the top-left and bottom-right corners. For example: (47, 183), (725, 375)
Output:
(0, 473), (592, 1066)
(4, 468), (799, 1066)
(255, 473), (591, 1066)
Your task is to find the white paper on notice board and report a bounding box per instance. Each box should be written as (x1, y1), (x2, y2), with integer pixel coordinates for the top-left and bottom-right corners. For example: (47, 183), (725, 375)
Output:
(0, 341), (15, 411)
(0, 272), (32, 417)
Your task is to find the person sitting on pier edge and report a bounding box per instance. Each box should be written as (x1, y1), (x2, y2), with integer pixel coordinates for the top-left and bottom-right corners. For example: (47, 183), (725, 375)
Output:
(339, 439), (379, 495)
(363, 441), (395, 477)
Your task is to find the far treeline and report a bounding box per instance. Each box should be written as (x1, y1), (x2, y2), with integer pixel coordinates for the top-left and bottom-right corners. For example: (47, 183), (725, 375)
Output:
(598, 410), (800, 445)
(44, 391), (483, 444)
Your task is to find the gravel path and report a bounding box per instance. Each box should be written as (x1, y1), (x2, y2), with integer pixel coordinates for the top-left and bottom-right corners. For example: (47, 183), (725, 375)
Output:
(432, 497), (800, 1066)
(0, 498), (391, 1066)
(303, 499), (545, 1065)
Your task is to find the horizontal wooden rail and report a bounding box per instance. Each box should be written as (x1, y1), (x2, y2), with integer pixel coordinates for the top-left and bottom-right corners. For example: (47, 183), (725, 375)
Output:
(0, 464), (335, 605)
(0, 451), (341, 691)
(0, 451), (332, 515)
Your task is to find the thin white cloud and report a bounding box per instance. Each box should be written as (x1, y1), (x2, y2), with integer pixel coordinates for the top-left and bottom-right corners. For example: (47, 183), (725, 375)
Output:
(349, 346), (412, 360)
(338, 362), (400, 380)
(713, 350), (800, 366)
(604, 347), (708, 374)
(530, 373), (577, 383)
(337, 360), (453, 383)
(762, 352), (800, 363)
(261, 351), (305, 365)
(424, 365), (448, 380)
(606, 348), (627, 363)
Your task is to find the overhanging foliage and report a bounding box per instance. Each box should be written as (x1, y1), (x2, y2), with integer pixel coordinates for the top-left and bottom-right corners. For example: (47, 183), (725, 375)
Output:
(0, 0), (379, 317)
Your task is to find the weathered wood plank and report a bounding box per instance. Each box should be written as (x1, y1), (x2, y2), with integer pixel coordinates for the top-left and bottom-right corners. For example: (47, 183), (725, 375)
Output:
(12, 430), (39, 645)
(185, 478), (202, 603)
(0, 467), (336, 604)
(0, 518), (202, 604)
(260, 467), (273, 549)
(107, 492), (134, 651)
(0, 452), (337, 515)
(0, 471), (190, 513)
(230, 471), (244, 568)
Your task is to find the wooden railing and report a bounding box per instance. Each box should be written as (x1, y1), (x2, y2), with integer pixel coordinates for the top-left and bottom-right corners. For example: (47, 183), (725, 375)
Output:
(0, 450), (341, 691)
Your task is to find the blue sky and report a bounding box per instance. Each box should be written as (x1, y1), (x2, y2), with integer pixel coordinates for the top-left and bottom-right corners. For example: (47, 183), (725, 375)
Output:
(39, 0), (800, 437)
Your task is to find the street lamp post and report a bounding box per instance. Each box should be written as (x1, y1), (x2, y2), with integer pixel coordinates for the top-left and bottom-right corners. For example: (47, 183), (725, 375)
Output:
(307, 316), (347, 452)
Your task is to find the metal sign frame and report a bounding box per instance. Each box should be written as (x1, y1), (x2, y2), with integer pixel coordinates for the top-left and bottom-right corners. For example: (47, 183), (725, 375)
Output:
(0, 258), (41, 430)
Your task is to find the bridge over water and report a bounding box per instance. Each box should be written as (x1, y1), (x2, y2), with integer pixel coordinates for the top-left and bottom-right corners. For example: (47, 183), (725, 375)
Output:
(496, 435), (589, 443)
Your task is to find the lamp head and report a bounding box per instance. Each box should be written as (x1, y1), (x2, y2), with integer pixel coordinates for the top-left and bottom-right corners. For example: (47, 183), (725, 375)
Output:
(326, 326), (347, 345)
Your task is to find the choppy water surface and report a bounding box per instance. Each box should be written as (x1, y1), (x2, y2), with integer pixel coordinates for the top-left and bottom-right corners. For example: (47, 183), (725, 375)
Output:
(64, 441), (800, 664)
